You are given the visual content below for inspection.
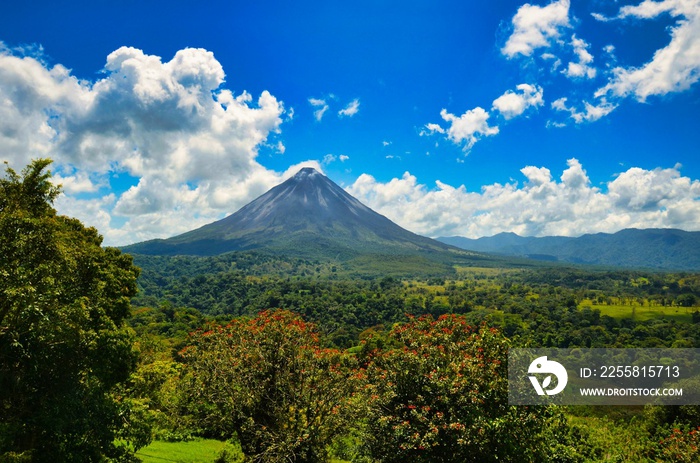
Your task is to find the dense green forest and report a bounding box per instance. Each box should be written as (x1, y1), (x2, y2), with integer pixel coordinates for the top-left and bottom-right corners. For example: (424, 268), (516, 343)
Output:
(132, 253), (700, 349)
(2, 160), (700, 462)
(127, 247), (700, 462)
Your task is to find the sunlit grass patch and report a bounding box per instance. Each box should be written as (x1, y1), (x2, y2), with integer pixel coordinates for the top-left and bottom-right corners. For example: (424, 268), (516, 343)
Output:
(136, 439), (240, 463)
(579, 299), (695, 322)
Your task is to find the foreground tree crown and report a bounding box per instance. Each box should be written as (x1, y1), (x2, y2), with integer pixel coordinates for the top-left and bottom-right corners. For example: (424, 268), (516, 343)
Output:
(0, 159), (142, 461)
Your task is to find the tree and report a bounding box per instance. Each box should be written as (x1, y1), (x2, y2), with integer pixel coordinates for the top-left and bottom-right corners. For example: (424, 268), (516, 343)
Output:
(362, 314), (577, 463)
(0, 160), (143, 461)
(649, 426), (700, 463)
(180, 310), (360, 463)
(677, 293), (697, 308)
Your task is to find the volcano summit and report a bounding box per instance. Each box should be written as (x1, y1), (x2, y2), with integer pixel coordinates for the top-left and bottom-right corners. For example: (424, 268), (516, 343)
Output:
(123, 168), (454, 258)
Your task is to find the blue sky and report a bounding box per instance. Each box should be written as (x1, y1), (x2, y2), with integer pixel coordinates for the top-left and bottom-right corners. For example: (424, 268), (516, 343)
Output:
(1, 0), (700, 245)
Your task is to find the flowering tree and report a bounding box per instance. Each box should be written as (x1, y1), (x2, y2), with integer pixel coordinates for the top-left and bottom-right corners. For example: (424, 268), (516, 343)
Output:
(362, 314), (568, 463)
(180, 310), (360, 463)
(653, 427), (700, 463)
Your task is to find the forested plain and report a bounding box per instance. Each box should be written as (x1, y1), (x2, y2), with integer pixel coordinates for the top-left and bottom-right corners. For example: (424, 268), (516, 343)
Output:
(2, 160), (700, 462)
(127, 255), (700, 462)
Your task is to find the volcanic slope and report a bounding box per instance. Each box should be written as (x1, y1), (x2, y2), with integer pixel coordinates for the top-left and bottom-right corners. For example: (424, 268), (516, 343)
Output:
(123, 168), (462, 260)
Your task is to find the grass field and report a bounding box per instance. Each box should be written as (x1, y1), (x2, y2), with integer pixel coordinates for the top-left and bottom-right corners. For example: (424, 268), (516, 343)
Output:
(579, 299), (695, 322)
(136, 439), (239, 463)
(135, 439), (352, 463)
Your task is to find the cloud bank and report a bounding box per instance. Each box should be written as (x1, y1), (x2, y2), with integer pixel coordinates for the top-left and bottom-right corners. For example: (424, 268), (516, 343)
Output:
(347, 159), (700, 238)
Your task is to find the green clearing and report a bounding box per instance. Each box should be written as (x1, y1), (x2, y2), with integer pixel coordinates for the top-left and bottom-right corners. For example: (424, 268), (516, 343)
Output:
(135, 439), (239, 463)
(579, 299), (695, 322)
(454, 265), (524, 278)
(135, 439), (352, 463)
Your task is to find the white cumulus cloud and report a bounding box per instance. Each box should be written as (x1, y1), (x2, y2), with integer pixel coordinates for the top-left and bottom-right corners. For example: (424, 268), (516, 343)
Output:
(501, 0), (571, 58)
(338, 98), (360, 117)
(551, 96), (618, 123)
(0, 44), (297, 245)
(426, 83), (545, 150)
(492, 83), (544, 119)
(435, 107), (499, 151)
(498, 0), (700, 126)
(563, 35), (597, 79)
(595, 0), (700, 101)
(0, 45), (92, 168)
(309, 97), (329, 121)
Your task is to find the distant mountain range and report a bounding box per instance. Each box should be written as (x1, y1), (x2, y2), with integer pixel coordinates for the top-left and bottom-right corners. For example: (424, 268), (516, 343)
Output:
(123, 168), (460, 260)
(437, 228), (700, 271)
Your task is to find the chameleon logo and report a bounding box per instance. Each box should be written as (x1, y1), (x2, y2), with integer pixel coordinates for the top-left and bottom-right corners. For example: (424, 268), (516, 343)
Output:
(528, 356), (568, 396)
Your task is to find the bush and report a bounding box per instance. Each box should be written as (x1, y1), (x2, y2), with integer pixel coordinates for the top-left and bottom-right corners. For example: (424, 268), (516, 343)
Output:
(0, 452), (32, 463)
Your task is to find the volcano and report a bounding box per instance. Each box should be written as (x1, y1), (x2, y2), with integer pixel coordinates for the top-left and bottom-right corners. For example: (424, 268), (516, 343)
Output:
(123, 167), (455, 258)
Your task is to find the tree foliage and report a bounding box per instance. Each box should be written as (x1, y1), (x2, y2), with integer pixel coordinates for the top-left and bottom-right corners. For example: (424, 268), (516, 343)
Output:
(652, 427), (700, 462)
(0, 160), (143, 461)
(180, 310), (360, 463)
(362, 314), (573, 463)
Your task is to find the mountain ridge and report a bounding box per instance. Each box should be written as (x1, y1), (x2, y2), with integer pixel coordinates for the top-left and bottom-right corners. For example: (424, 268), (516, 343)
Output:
(437, 228), (700, 271)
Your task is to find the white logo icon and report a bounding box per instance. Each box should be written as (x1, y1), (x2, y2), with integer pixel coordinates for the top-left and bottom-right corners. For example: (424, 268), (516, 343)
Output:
(528, 356), (568, 396)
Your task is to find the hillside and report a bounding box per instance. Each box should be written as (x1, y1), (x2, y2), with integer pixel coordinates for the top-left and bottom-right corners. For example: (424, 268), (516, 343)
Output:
(438, 228), (700, 271)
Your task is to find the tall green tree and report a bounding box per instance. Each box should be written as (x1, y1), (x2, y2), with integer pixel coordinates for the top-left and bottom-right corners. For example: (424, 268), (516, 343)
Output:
(0, 160), (143, 461)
